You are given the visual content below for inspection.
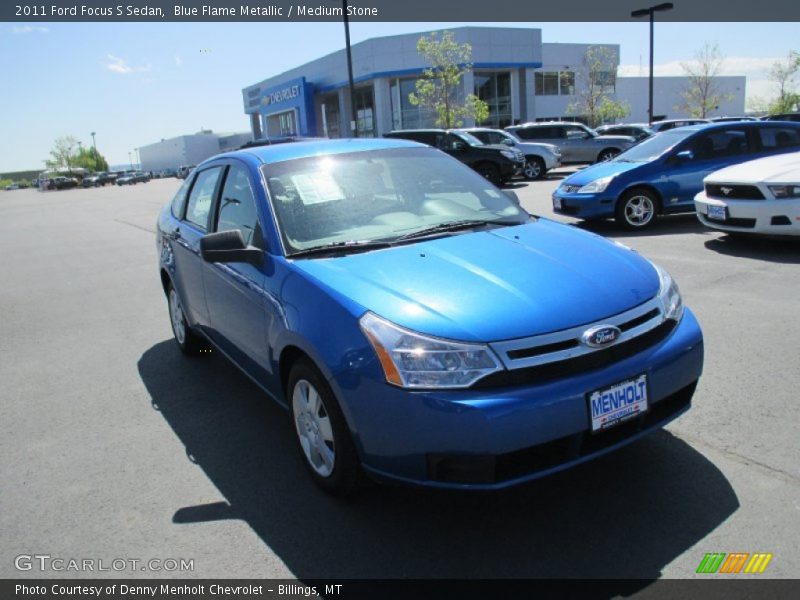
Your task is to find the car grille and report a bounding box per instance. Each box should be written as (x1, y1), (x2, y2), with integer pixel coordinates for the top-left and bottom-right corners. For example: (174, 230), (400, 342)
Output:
(478, 298), (669, 388)
(705, 183), (765, 200)
(560, 184), (582, 193)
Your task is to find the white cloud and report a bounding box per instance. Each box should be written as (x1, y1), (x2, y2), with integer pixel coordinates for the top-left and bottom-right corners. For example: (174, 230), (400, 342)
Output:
(174, 55), (183, 67)
(106, 54), (151, 74)
(12, 26), (49, 34)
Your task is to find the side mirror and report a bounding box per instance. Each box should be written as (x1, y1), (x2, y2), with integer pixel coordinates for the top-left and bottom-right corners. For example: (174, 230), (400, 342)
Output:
(503, 190), (521, 205)
(675, 150), (694, 162)
(502, 138), (515, 146)
(200, 230), (263, 266)
(452, 141), (467, 152)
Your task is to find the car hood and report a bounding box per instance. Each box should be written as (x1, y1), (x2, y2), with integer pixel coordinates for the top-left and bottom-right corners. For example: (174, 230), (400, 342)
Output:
(561, 159), (644, 186)
(291, 219), (659, 342)
(704, 151), (800, 184)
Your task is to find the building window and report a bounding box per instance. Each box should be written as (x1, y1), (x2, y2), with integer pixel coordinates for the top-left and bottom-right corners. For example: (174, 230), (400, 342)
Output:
(535, 71), (575, 96)
(389, 78), (439, 130)
(594, 70), (616, 93)
(474, 71), (512, 128)
(353, 87), (375, 137)
(320, 93), (340, 138)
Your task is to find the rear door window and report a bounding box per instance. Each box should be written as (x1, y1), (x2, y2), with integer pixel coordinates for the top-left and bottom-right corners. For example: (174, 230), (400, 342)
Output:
(758, 126), (800, 150)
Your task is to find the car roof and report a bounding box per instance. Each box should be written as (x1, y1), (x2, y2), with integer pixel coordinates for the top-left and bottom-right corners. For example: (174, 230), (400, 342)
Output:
(508, 121), (586, 128)
(219, 138), (425, 165)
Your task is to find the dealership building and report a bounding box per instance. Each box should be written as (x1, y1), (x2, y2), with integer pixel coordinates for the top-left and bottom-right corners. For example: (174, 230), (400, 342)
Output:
(139, 130), (253, 172)
(241, 26), (745, 139)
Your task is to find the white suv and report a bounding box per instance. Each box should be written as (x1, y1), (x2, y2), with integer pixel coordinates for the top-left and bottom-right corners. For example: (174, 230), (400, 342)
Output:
(457, 128), (562, 180)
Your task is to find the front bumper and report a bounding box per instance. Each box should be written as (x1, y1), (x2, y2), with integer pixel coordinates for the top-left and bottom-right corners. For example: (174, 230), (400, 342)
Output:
(551, 189), (616, 219)
(331, 308), (704, 489)
(695, 193), (800, 236)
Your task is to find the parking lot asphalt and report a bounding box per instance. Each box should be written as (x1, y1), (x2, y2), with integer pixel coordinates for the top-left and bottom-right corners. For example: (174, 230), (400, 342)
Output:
(1, 176), (798, 584)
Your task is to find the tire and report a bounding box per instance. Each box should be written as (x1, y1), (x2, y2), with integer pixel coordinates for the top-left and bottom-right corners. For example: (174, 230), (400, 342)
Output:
(615, 188), (659, 230)
(475, 163), (501, 186)
(523, 156), (546, 180)
(597, 148), (620, 162)
(167, 283), (208, 355)
(288, 358), (361, 495)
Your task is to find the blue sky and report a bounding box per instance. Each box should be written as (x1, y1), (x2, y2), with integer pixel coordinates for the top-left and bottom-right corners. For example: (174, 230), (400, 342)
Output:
(1, 21), (798, 172)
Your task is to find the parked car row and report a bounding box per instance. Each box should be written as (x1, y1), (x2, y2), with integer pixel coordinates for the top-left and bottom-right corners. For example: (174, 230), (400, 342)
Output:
(82, 171), (118, 187)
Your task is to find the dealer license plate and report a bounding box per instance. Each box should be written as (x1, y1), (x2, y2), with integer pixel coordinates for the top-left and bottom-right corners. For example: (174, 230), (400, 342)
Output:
(588, 374), (648, 432)
(552, 195), (562, 210)
(707, 205), (727, 221)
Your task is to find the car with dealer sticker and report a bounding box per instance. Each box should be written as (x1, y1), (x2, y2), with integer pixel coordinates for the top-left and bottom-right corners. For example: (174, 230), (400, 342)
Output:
(157, 137), (703, 493)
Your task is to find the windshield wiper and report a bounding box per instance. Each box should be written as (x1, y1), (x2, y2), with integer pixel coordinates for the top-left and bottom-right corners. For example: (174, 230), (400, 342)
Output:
(393, 219), (518, 242)
(289, 239), (395, 258)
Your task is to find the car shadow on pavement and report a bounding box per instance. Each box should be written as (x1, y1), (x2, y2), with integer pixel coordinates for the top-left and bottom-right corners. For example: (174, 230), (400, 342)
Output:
(138, 341), (737, 591)
(704, 234), (800, 264)
(576, 214), (711, 238)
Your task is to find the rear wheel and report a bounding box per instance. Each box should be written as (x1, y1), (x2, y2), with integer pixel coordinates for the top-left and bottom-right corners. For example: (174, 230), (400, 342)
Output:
(615, 188), (659, 230)
(288, 359), (361, 495)
(523, 156), (546, 180)
(475, 163), (501, 186)
(167, 283), (208, 354)
(597, 148), (620, 162)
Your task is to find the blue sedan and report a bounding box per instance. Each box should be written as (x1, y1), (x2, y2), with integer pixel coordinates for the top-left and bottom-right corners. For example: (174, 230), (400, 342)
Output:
(157, 138), (703, 493)
(552, 121), (800, 229)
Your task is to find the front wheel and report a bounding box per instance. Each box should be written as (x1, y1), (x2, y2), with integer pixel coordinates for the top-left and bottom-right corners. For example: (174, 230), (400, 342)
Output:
(475, 163), (501, 186)
(615, 189), (659, 230)
(523, 156), (546, 180)
(288, 359), (361, 495)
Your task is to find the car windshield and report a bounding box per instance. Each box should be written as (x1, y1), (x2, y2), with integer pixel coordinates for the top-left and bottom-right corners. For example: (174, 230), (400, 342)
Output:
(453, 131), (485, 146)
(614, 129), (693, 162)
(263, 147), (528, 256)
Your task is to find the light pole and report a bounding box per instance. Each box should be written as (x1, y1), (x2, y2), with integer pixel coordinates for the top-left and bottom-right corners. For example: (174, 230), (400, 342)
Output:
(631, 2), (674, 125)
(91, 132), (97, 151)
(134, 148), (140, 170)
(342, 0), (358, 137)
(128, 152), (133, 170)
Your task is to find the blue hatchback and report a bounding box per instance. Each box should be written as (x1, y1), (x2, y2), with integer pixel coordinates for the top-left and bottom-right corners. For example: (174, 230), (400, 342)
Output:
(552, 121), (800, 229)
(157, 138), (703, 493)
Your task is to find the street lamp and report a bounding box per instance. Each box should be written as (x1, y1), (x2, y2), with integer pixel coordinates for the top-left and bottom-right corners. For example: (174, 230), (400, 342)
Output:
(631, 2), (674, 124)
(128, 151), (133, 170)
(342, 0), (358, 137)
(91, 132), (97, 152)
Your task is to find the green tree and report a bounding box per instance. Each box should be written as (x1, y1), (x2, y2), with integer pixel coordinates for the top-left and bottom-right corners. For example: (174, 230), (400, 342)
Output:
(567, 46), (629, 127)
(677, 43), (732, 118)
(409, 30), (489, 128)
(767, 51), (800, 114)
(44, 136), (109, 173)
(72, 146), (109, 172)
(45, 135), (80, 172)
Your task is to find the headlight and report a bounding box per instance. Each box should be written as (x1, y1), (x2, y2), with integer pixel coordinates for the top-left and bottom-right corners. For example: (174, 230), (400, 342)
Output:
(577, 175), (616, 194)
(768, 184), (800, 199)
(359, 312), (503, 389)
(500, 150), (517, 160)
(653, 263), (684, 322)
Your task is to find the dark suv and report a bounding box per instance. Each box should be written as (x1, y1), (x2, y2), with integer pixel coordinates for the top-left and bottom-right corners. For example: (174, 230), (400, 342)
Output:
(383, 129), (524, 185)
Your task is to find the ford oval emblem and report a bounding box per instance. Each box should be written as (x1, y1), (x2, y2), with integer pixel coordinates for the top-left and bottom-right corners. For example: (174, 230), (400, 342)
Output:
(582, 325), (621, 348)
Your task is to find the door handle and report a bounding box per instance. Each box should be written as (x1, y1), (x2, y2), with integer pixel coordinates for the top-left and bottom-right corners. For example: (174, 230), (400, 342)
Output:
(165, 227), (181, 240)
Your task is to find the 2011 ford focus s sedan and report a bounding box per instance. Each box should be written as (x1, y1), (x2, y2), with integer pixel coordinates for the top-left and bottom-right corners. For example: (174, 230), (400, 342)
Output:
(156, 138), (704, 493)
